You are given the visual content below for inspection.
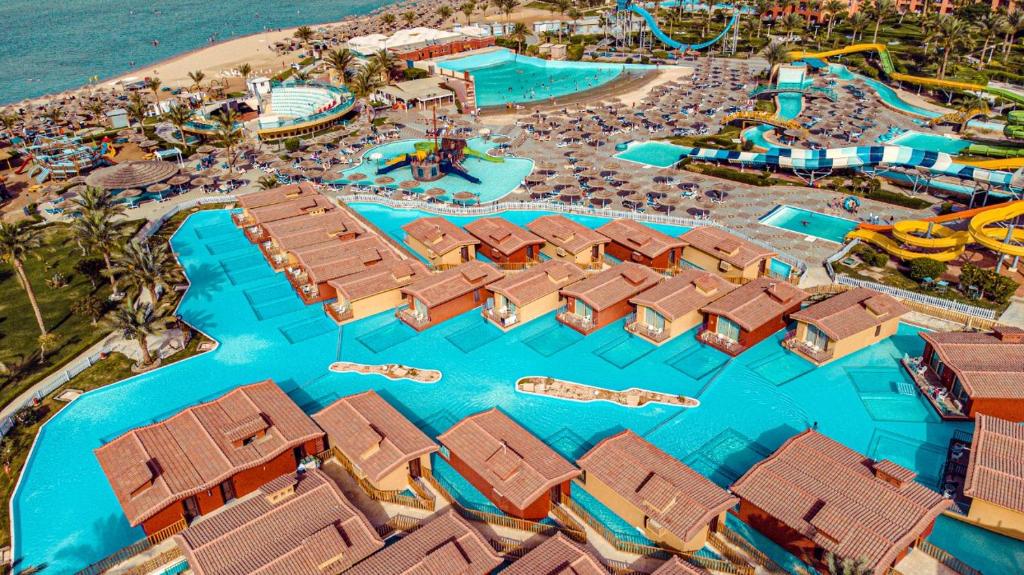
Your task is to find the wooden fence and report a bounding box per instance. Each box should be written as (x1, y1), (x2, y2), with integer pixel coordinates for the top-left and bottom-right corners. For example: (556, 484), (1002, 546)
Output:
(917, 540), (984, 575)
(712, 522), (806, 575)
(74, 518), (188, 575)
(120, 548), (184, 575)
(320, 446), (435, 511)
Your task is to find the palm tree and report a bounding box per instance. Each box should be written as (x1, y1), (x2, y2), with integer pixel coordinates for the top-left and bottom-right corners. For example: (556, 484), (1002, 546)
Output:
(71, 295), (105, 325)
(236, 63), (252, 81)
(72, 208), (126, 294)
(498, 0), (517, 22)
(43, 106), (64, 127)
(215, 108), (243, 172)
(350, 65), (383, 100)
(37, 333), (59, 362)
(460, 1), (476, 24)
(402, 11), (417, 26)
(187, 70), (206, 93)
(113, 240), (178, 306)
(293, 69), (312, 83)
(439, 5), (453, 21)
(937, 16), (968, 79)
(847, 12), (868, 41)
(763, 42), (794, 80)
(826, 553), (872, 575)
(108, 302), (165, 367)
(978, 13), (1007, 65)
(371, 49), (398, 85)
(163, 104), (194, 146)
(0, 221), (47, 335)
(381, 13), (397, 29)
(567, 8), (582, 41)
(71, 186), (122, 216)
(1001, 11), (1024, 62)
(146, 77), (163, 103)
(85, 100), (107, 127)
(126, 92), (148, 133)
(294, 25), (315, 53)
(554, 0), (571, 42)
(822, 0), (846, 40)
(781, 12), (805, 41)
(257, 175), (280, 190)
(325, 48), (355, 83)
(867, 0), (893, 43)
(510, 22), (530, 53)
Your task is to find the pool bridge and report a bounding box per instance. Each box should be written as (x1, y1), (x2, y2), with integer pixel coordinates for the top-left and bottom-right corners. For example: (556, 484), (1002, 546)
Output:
(748, 83), (837, 102)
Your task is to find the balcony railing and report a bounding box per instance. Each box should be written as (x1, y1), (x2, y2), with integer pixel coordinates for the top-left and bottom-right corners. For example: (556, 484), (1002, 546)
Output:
(697, 327), (746, 356)
(782, 333), (834, 364)
(625, 319), (670, 343)
(232, 212), (254, 227)
(482, 306), (519, 328)
(556, 310), (595, 333)
(900, 357), (970, 420)
(326, 301), (354, 323)
(396, 307), (430, 328)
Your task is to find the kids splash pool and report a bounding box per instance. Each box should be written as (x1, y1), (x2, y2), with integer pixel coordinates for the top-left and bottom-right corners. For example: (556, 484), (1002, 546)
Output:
(437, 49), (645, 107)
(760, 204), (858, 243)
(13, 203), (1011, 575)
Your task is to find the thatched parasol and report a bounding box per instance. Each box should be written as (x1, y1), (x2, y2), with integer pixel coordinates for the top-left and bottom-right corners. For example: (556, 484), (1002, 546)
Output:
(452, 191), (477, 205)
(374, 176), (395, 185)
(120, 188), (143, 198)
(86, 160), (178, 190)
(147, 183), (170, 194)
(196, 145), (216, 154)
(345, 172), (367, 181)
(399, 180), (422, 191)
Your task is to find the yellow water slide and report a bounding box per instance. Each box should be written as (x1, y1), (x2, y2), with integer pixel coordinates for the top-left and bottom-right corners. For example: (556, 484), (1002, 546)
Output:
(788, 44), (986, 92)
(846, 228), (966, 262)
(958, 158), (1024, 170)
(968, 201), (1024, 258)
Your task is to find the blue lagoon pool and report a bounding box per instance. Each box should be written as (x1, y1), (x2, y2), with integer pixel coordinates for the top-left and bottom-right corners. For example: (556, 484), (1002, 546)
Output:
(615, 140), (688, 167)
(759, 205), (858, 243)
(888, 131), (971, 155)
(12, 204), (989, 574)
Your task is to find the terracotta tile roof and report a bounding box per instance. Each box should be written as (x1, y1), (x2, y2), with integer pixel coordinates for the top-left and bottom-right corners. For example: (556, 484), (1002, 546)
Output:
(560, 263), (663, 311)
(963, 414), (1024, 512)
(629, 270), (736, 321)
(527, 215), (609, 255)
(679, 227), (775, 269)
(729, 431), (949, 572)
(292, 236), (399, 285)
(577, 430), (738, 543)
(248, 194), (336, 225)
(465, 217), (545, 257)
(94, 381), (323, 527)
(346, 510), (502, 575)
(651, 557), (711, 575)
(504, 533), (609, 575)
(487, 260), (586, 306)
(596, 219), (685, 260)
(401, 261), (504, 308)
(700, 277), (808, 331)
(402, 217), (479, 256)
(173, 469), (382, 575)
(920, 329), (1024, 399)
(790, 288), (908, 341)
(262, 211), (362, 252)
(313, 391), (437, 485)
(236, 182), (319, 210)
(327, 259), (430, 302)
(438, 409), (580, 511)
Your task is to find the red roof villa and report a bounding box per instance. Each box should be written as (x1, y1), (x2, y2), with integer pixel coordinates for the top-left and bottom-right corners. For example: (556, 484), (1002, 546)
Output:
(437, 408), (580, 519)
(786, 287), (908, 366)
(323, 258), (430, 324)
(557, 262), (662, 334)
(402, 216), (479, 268)
(258, 209), (362, 270)
(698, 277), (808, 356)
(232, 182), (319, 227)
(576, 430), (738, 552)
(286, 236), (400, 304)
(597, 218), (685, 269)
(94, 380), (325, 536)
(679, 227), (777, 281)
(397, 260), (504, 330)
(626, 269), (736, 345)
(527, 214), (609, 268)
(313, 390), (437, 492)
(464, 217), (546, 265)
(915, 327), (1024, 421)
(483, 259), (585, 330)
(730, 430), (950, 575)
(962, 414), (1024, 540)
(345, 510), (502, 575)
(241, 194), (337, 243)
(172, 468), (383, 575)
(503, 533), (608, 575)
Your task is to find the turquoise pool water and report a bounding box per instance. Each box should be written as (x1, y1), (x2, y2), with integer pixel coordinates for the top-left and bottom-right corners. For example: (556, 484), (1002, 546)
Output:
(888, 131), (971, 155)
(437, 49), (638, 107)
(759, 205), (858, 243)
(615, 140), (687, 167)
(334, 138), (533, 203)
(12, 205), (982, 574)
(742, 92), (804, 150)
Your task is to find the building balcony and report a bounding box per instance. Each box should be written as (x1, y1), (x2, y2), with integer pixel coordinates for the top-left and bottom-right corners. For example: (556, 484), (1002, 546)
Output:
(297, 283), (323, 304)
(900, 357), (970, 421)
(243, 225), (266, 243)
(697, 327), (746, 356)
(782, 333), (834, 365)
(286, 269), (309, 288)
(625, 319), (670, 344)
(483, 306), (520, 329)
(396, 307), (431, 330)
(325, 301), (354, 324)
(556, 310), (596, 334)
(232, 212), (254, 227)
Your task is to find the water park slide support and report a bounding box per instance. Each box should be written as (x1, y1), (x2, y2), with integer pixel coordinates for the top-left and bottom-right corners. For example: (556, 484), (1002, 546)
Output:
(617, 0), (737, 52)
(968, 200), (1024, 258)
(846, 229), (965, 262)
(14, 154), (33, 175)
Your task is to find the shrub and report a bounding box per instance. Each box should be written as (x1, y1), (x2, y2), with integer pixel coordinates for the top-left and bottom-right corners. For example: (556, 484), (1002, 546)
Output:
(937, 201), (954, 215)
(283, 137), (301, 152)
(857, 247), (889, 267)
(403, 67), (428, 80)
(567, 45), (584, 61)
(907, 258), (947, 282)
(960, 263), (1020, 304)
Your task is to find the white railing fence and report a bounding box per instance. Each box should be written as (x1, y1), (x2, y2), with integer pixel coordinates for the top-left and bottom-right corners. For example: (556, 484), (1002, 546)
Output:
(135, 196), (239, 241)
(835, 275), (998, 320)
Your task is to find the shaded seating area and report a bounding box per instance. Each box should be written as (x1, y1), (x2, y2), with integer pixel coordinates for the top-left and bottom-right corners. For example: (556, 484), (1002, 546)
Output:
(626, 270), (736, 345)
(558, 263), (663, 335)
(697, 278), (808, 356)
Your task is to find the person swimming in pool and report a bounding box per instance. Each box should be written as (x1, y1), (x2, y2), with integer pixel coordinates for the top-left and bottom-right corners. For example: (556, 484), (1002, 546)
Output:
(801, 220), (810, 227)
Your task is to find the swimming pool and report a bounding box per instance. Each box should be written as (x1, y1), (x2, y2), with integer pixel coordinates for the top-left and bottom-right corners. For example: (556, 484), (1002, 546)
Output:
(615, 140), (687, 167)
(333, 138), (533, 203)
(437, 49), (641, 107)
(887, 131), (971, 155)
(13, 205), (985, 574)
(759, 205), (858, 243)
(742, 92), (804, 150)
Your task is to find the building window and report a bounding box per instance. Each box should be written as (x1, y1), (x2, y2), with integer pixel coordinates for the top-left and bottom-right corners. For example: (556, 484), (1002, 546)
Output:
(716, 317), (741, 342)
(645, 308), (665, 331)
(804, 324), (829, 350)
(875, 325), (882, 337)
(576, 299), (593, 320)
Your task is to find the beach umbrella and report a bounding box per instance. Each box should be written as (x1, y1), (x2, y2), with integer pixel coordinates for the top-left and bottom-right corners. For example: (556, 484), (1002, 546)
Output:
(196, 145), (216, 154)
(147, 183), (170, 194)
(452, 191), (477, 205)
(622, 192), (647, 207)
(138, 139), (159, 149)
(86, 160), (178, 190)
(298, 160), (321, 169)
(553, 174), (578, 188)
(345, 172), (367, 181)
(374, 176), (395, 185)
(529, 185), (553, 198)
(399, 180), (421, 191)
(525, 174), (547, 186)
(191, 177), (213, 188)
(321, 171), (344, 182)
(589, 188), (616, 205)
(656, 196), (683, 212)
(424, 188), (447, 201)
(167, 175), (192, 187)
(121, 188), (143, 198)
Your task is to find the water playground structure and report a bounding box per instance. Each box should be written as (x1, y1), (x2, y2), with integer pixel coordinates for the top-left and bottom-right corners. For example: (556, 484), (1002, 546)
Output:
(375, 135), (501, 184)
(614, 0), (738, 53)
(15, 135), (115, 182)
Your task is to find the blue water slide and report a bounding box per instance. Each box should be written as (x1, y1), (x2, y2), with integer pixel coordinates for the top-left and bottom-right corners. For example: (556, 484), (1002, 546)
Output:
(622, 1), (738, 51)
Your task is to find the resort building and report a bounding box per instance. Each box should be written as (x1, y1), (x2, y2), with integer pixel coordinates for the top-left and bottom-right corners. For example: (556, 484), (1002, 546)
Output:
(464, 217), (546, 265)
(916, 327), (1024, 420)
(597, 219), (686, 270)
(730, 430), (950, 575)
(402, 216), (479, 268)
(698, 277), (808, 356)
(346, 27), (491, 58)
(94, 380), (325, 536)
(323, 259), (430, 324)
(346, 510), (503, 575)
(397, 260), (504, 330)
(626, 270), (736, 345)
(286, 236), (399, 304)
(678, 227), (776, 281)
(652, 557), (711, 575)
(437, 408), (580, 519)
(240, 195), (338, 244)
(313, 390), (437, 492)
(558, 263), (664, 335)
(962, 414), (1024, 541)
(785, 288), (908, 366)
(503, 533), (608, 575)
(259, 210), (362, 270)
(527, 214), (609, 268)
(231, 182), (319, 228)
(483, 259), (585, 330)
(376, 77), (457, 110)
(576, 430), (738, 552)
(171, 469), (383, 575)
